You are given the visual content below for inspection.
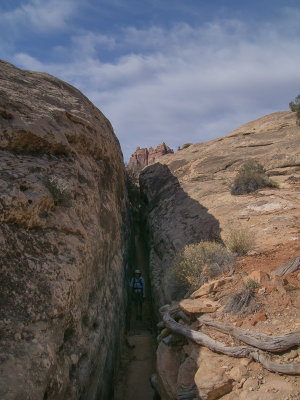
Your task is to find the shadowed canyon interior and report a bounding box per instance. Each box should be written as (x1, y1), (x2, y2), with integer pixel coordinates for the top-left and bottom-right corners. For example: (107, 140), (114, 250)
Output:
(0, 60), (300, 400)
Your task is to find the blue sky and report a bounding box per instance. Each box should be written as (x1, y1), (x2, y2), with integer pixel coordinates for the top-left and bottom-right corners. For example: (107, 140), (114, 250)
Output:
(1, 1), (300, 161)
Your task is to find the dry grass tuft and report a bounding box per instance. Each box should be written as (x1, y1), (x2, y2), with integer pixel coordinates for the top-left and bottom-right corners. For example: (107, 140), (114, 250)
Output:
(224, 226), (256, 256)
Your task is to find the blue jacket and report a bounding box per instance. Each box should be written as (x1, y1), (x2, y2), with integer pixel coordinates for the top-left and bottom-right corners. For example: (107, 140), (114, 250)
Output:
(129, 277), (146, 298)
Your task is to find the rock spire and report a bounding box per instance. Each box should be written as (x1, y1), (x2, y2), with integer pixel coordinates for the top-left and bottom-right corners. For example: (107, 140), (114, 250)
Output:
(128, 142), (174, 171)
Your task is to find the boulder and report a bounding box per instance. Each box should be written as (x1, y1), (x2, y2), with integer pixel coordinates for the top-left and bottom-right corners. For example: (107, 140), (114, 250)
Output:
(243, 270), (270, 285)
(177, 356), (197, 392)
(194, 347), (234, 400)
(156, 342), (181, 400)
(250, 309), (268, 326)
(190, 277), (233, 299)
(229, 366), (248, 382)
(179, 299), (219, 315)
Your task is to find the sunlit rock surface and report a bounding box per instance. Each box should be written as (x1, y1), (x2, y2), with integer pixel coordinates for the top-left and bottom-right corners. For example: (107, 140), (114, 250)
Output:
(0, 60), (130, 400)
(140, 111), (300, 309)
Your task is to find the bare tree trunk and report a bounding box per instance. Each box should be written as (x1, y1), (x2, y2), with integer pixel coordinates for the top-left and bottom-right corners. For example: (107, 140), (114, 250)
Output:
(161, 307), (300, 375)
(271, 256), (300, 276)
(198, 315), (300, 352)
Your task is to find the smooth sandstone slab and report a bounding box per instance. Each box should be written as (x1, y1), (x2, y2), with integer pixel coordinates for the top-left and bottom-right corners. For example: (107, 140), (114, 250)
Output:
(190, 277), (233, 299)
(179, 298), (219, 314)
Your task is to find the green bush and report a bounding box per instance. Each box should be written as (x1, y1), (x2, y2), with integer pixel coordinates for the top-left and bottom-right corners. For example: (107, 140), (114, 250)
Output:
(224, 226), (256, 256)
(45, 175), (71, 205)
(244, 279), (260, 290)
(170, 241), (236, 293)
(289, 95), (300, 125)
(182, 143), (192, 149)
(297, 108), (300, 125)
(289, 94), (300, 111)
(231, 160), (278, 195)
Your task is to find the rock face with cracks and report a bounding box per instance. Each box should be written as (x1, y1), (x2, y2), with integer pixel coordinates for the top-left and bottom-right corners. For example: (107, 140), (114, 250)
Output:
(0, 60), (130, 400)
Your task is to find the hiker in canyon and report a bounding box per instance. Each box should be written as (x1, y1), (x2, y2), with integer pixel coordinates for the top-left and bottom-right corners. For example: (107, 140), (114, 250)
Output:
(129, 269), (146, 320)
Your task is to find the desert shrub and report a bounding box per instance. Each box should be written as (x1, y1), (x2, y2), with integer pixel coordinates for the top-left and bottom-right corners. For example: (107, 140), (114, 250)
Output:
(231, 160), (278, 195)
(170, 241), (236, 293)
(289, 95), (300, 125)
(297, 108), (300, 125)
(224, 226), (256, 256)
(224, 278), (260, 314)
(289, 94), (300, 111)
(244, 278), (260, 290)
(223, 287), (256, 314)
(45, 175), (71, 205)
(182, 143), (192, 149)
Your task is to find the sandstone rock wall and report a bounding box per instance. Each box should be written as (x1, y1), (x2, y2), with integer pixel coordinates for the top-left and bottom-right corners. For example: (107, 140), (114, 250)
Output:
(140, 111), (300, 310)
(139, 163), (221, 312)
(0, 60), (130, 400)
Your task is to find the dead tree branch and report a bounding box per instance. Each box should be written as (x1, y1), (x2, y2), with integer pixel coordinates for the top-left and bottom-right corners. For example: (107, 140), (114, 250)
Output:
(161, 307), (300, 375)
(271, 256), (300, 276)
(198, 315), (300, 353)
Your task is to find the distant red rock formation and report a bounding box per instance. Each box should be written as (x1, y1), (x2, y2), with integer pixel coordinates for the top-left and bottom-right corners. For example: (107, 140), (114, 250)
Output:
(128, 142), (174, 171)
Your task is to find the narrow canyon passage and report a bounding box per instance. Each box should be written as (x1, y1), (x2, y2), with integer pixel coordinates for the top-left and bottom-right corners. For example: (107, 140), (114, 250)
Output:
(114, 228), (157, 400)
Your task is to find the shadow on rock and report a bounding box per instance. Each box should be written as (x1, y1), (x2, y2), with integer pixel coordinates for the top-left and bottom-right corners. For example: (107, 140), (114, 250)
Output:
(139, 163), (222, 306)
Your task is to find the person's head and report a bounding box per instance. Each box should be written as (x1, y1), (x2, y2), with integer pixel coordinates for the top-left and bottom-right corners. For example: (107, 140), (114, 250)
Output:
(135, 269), (141, 277)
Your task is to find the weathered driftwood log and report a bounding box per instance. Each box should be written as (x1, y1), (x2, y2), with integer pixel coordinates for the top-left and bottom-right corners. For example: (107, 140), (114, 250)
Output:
(271, 256), (300, 276)
(198, 315), (300, 353)
(156, 321), (165, 330)
(162, 333), (184, 346)
(177, 310), (191, 323)
(157, 321), (165, 330)
(160, 328), (171, 338)
(161, 307), (300, 375)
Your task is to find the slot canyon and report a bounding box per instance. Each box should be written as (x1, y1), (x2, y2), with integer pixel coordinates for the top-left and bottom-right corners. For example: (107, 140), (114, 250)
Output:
(0, 60), (300, 400)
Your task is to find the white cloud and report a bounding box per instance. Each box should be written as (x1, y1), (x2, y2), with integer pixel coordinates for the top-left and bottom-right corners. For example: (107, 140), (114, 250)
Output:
(1, 0), (77, 32)
(72, 32), (116, 56)
(9, 11), (300, 160)
(13, 53), (45, 71)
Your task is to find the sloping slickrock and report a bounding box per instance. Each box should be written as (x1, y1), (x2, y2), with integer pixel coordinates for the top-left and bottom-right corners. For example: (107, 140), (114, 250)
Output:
(0, 60), (130, 400)
(140, 111), (300, 309)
